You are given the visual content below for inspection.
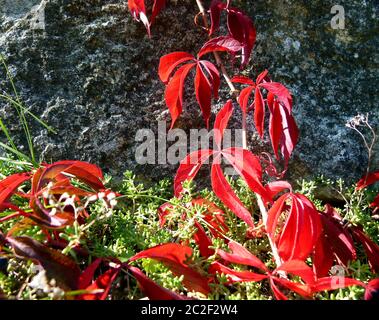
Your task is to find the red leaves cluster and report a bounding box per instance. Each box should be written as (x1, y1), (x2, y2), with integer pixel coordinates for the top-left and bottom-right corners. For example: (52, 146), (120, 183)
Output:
(159, 34), (248, 129)
(0, 160), (108, 230)
(232, 70), (298, 167)
(127, 0), (166, 36)
(78, 243), (209, 300)
(209, 240), (364, 300)
(208, 0), (256, 68)
(159, 51), (220, 128)
(174, 100), (269, 227)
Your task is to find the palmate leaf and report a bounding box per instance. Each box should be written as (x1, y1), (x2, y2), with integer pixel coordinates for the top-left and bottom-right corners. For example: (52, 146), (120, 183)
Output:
(231, 70), (298, 167)
(158, 52), (220, 129)
(174, 100), (270, 227)
(24, 160), (106, 229)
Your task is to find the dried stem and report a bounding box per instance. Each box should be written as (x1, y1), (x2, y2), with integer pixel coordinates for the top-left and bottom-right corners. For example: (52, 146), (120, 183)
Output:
(195, 0), (283, 269)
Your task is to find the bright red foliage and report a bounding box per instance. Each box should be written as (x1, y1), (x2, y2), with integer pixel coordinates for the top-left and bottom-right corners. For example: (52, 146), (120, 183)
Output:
(232, 70), (298, 167)
(266, 193), (322, 262)
(128, 0), (166, 36)
(174, 100), (270, 227)
(357, 171), (379, 212)
(208, 0), (256, 68)
(129, 243), (210, 294)
(159, 51), (220, 128)
(313, 205), (356, 277)
(210, 240), (365, 300)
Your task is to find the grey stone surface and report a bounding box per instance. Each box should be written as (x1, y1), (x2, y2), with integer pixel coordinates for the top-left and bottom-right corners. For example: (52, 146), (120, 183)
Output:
(0, 0), (378, 185)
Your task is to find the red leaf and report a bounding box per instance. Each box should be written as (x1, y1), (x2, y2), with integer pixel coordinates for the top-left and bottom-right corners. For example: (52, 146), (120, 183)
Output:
(191, 198), (229, 239)
(231, 75), (255, 86)
(193, 221), (214, 258)
(174, 149), (213, 197)
(267, 193), (322, 262)
(356, 171), (379, 189)
(350, 226), (379, 273)
(128, 0), (150, 35)
(259, 82), (292, 112)
(313, 239), (335, 278)
(270, 278), (288, 300)
(254, 88), (265, 138)
(128, 266), (190, 300)
(157, 202), (173, 227)
(364, 279), (379, 300)
(213, 100), (233, 149)
(0, 173), (31, 205)
(158, 52), (195, 84)
(269, 101), (283, 160)
(274, 260), (315, 284)
(209, 262), (268, 283)
(256, 69), (269, 84)
(311, 277), (363, 293)
(128, 0), (167, 36)
(221, 147), (269, 203)
(5, 236), (80, 290)
(265, 181), (292, 200)
(151, 0), (166, 25)
(79, 267), (120, 300)
(195, 64), (213, 128)
(165, 63), (196, 129)
(226, 8), (256, 68)
(128, 0), (146, 20)
(199, 61), (220, 99)
(278, 105), (299, 166)
(36, 161), (105, 191)
(313, 206), (356, 277)
(198, 36), (243, 58)
(208, 0), (226, 35)
(211, 161), (254, 227)
(129, 243), (210, 294)
(238, 86), (254, 115)
(216, 240), (268, 272)
(78, 258), (103, 289)
(271, 277), (312, 298)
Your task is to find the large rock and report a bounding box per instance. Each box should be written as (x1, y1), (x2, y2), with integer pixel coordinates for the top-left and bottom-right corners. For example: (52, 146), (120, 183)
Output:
(0, 0), (378, 184)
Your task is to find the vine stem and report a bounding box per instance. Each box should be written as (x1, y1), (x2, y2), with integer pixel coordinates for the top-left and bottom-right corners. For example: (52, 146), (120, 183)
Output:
(195, 0), (283, 269)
